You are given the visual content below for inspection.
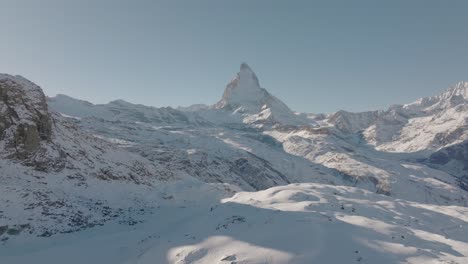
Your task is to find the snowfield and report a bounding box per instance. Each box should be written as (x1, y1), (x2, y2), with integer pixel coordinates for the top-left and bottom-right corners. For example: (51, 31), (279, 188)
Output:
(1, 181), (467, 264)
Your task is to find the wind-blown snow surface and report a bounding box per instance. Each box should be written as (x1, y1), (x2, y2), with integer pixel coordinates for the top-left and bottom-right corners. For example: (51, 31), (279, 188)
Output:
(1, 181), (467, 264)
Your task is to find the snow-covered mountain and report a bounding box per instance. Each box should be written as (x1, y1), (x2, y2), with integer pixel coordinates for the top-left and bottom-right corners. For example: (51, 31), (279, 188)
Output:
(213, 63), (307, 126)
(0, 74), (179, 238)
(329, 81), (467, 153)
(48, 94), (207, 125)
(1, 65), (467, 263)
(177, 63), (313, 127)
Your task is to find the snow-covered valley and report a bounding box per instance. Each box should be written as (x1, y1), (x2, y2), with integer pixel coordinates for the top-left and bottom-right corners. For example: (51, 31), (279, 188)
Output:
(0, 64), (467, 263)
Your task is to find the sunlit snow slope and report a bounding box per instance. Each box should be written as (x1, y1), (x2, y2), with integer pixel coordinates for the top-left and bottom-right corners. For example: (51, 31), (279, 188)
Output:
(1, 181), (467, 264)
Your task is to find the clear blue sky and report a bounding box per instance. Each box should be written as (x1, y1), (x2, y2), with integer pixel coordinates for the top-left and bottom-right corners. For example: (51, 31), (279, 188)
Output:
(1, 0), (467, 113)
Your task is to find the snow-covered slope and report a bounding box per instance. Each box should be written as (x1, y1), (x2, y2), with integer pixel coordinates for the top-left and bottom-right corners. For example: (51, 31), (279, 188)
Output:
(1, 67), (468, 263)
(0, 74), (180, 238)
(1, 182), (467, 264)
(46, 102), (297, 191)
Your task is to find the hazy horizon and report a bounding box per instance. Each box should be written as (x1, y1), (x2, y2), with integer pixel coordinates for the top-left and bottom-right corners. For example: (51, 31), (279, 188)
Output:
(44, 72), (465, 115)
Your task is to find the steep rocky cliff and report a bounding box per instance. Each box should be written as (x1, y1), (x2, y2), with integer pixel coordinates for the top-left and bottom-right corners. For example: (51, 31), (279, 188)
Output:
(0, 74), (56, 168)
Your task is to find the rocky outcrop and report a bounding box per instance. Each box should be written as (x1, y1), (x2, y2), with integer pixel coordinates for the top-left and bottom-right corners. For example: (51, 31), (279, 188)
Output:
(0, 74), (52, 160)
(427, 140), (468, 190)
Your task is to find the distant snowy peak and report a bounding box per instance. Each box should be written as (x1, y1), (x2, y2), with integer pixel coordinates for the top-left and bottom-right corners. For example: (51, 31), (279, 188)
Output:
(214, 63), (293, 114)
(447, 81), (468, 98)
(213, 63), (309, 126)
(326, 81), (468, 153)
(404, 81), (468, 112)
(215, 63), (266, 110)
(428, 81), (467, 110)
(438, 81), (468, 101)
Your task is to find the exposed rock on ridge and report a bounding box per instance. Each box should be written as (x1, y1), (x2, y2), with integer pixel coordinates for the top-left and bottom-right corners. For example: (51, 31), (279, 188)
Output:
(0, 74), (52, 160)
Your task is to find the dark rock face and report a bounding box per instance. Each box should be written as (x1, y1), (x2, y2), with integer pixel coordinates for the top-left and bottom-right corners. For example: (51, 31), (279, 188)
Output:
(230, 154), (290, 190)
(427, 140), (468, 190)
(0, 75), (52, 160)
(429, 141), (468, 168)
(432, 127), (466, 149)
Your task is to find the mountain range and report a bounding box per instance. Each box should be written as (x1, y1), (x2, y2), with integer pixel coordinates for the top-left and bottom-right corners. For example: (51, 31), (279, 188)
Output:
(0, 65), (467, 264)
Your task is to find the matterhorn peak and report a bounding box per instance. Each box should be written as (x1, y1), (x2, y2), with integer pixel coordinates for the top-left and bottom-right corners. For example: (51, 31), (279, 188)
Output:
(237, 62), (261, 89)
(215, 63), (264, 109)
(240, 62), (252, 71)
(238, 63), (260, 87)
(239, 62), (255, 75)
(213, 63), (306, 126)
